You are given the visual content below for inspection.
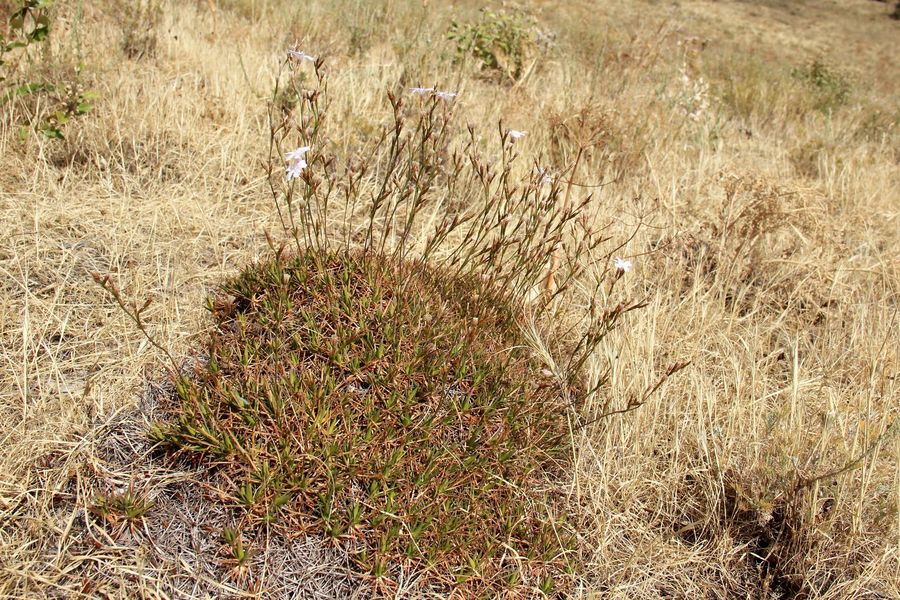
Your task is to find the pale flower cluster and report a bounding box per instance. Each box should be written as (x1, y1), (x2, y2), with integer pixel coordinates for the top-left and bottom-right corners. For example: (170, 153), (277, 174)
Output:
(679, 65), (710, 122)
(614, 257), (632, 273)
(285, 146), (310, 181)
(287, 49), (316, 62)
(409, 86), (458, 101)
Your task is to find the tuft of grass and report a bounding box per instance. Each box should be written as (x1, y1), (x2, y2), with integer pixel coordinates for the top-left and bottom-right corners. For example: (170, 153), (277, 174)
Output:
(90, 484), (154, 532)
(150, 249), (576, 595)
(87, 45), (665, 594)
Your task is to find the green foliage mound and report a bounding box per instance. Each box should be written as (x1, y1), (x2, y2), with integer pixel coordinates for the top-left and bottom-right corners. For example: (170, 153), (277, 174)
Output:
(791, 59), (851, 113)
(448, 6), (554, 82)
(150, 249), (574, 595)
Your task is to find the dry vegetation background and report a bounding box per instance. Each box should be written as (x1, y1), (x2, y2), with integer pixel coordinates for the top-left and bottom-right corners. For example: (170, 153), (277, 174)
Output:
(1, 0), (898, 597)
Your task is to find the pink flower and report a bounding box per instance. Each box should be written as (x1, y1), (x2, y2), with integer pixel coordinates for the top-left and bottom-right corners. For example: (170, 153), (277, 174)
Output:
(288, 49), (315, 62)
(285, 158), (307, 180)
(286, 146), (311, 162)
(613, 257), (633, 273)
(285, 146), (311, 180)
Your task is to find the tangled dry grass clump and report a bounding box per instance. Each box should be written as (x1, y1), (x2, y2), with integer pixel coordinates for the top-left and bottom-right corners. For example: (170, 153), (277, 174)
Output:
(1, 0), (898, 598)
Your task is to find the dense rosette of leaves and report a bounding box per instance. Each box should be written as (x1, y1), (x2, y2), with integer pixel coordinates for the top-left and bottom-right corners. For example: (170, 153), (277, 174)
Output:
(151, 250), (575, 594)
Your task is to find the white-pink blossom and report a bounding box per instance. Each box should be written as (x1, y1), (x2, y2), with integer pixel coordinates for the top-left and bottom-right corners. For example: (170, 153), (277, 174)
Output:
(613, 257), (633, 273)
(285, 158), (307, 180)
(287, 49), (316, 62)
(286, 146), (311, 162)
(285, 146), (311, 181)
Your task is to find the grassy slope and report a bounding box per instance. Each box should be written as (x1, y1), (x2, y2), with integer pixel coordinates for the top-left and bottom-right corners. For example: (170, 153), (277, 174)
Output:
(0, 0), (897, 597)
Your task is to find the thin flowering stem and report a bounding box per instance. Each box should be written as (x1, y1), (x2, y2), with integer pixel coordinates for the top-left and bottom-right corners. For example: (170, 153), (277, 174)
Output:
(266, 60), (297, 251)
(395, 99), (452, 264)
(91, 274), (180, 374)
(576, 361), (690, 430)
(268, 54), (337, 255)
(368, 101), (404, 254)
(543, 145), (586, 294)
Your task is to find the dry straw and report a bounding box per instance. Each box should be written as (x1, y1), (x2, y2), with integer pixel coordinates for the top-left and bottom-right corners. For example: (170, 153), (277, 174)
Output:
(1, 0), (897, 598)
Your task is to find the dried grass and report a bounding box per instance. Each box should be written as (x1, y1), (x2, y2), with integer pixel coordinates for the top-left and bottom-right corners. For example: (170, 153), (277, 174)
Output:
(1, 0), (897, 598)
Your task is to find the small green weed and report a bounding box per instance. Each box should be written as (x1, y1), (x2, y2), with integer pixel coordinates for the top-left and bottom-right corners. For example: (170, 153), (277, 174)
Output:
(1, 0), (96, 139)
(447, 5), (553, 83)
(221, 527), (251, 566)
(91, 485), (154, 532)
(791, 59), (851, 113)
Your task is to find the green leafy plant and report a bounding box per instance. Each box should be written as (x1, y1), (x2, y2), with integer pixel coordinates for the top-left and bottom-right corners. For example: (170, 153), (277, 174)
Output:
(221, 527), (251, 567)
(1, 0), (96, 139)
(1, 0), (51, 55)
(447, 5), (553, 83)
(791, 59), (851, 113)
(90, 484), (154, 533)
